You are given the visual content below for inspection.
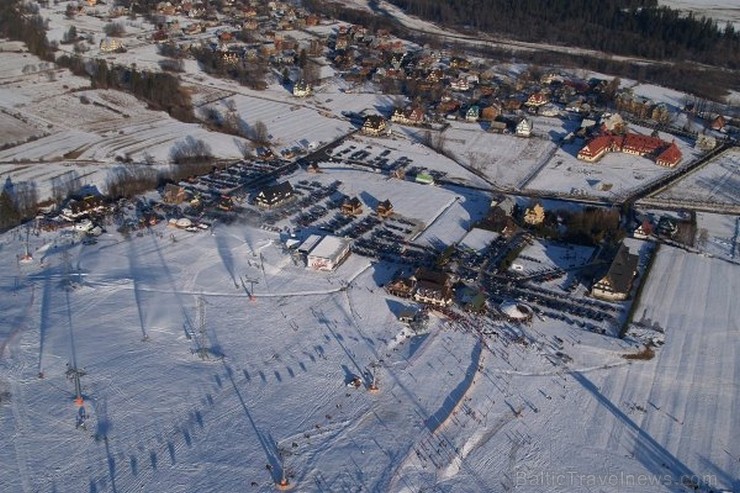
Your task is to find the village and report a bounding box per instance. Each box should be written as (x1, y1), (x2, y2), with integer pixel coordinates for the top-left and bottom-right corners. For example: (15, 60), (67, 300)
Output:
(0, 0), (739, 492)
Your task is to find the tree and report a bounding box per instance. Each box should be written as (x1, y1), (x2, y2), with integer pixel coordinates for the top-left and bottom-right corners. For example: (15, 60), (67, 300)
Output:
(252, 120), (269, 145)
(62, 25), (77, 43)
(170, 136), (213, 164)
(0, 189), (20, 231)
(103, 22), (126, 37)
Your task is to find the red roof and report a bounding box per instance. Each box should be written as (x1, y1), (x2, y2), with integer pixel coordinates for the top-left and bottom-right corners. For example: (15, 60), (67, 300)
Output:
(621, 133), (664, 155)
(656, 142), (682, 166)
(578, 135), (613, 159)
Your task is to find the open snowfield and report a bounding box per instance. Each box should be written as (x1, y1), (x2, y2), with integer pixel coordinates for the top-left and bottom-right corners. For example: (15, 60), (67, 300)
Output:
(439, 122), (559, 191)
(525, 129), (702, 201)
(659, 0), (740, 29)
(653, 147), (740, 207)
(1, 219), (736, 492)
(695, 212), (740, 262)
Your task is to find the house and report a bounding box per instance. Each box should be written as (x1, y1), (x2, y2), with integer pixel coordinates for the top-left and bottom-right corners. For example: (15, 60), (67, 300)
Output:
(479, 104), (501, 122)
(341, 197), (363, 216)
(523, 202), (545, 225)
(578, 133), (682, 168)
(465, 105), (480, 122)
(254, 181), (294, 208)
(411, 268), (453, 307)
(487, 121), (508, 134)
(162, 183), (187, 205)
(391, 106), (425, 126)
(633, 219), (653, 239)
(61, 196), (107, 221)
(100, 38), (125, 53)
(414, 172), (434, 185)
(655, 142), (682, 167)
(450, 78), (470, 91)
(577, 135), (615, 162)
(525, 92), (549, 107)
(307, 235), (351, 271)
(516, 118), (533, 137)
(591, 244), (639, 301)
(292, 79), (312, 97)
(386, 277), (414, 298)
(361, 115), (388, 136)
(376, 199), (393, 218)
(492, 195), (516, 216)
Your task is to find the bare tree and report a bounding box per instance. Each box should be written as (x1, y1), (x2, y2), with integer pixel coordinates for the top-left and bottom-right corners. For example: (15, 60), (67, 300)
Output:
(251, 120), (269, 145)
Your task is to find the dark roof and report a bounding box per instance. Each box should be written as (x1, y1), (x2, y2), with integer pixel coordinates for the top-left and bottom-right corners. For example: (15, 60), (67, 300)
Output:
(363, 115), (386, 129)
(413, 267), (449, 287)
(256, 181), (293, 205)
(605, 245), (639, 294)
(377, 199), (392, 210)
(343, 197), (362, 208)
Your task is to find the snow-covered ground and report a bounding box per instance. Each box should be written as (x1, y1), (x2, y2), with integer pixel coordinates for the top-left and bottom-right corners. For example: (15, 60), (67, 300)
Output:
(652, 147), (740, 207)
(659, 0), (740, 29)
(2, 218), (736, 492)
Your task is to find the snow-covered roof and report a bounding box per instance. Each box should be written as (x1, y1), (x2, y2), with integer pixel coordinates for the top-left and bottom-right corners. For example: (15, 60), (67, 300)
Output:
(307, 235), (350, 260)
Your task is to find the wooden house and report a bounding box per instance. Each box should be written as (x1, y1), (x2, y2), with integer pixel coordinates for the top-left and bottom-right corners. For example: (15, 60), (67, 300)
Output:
(341, 196), (363, 216)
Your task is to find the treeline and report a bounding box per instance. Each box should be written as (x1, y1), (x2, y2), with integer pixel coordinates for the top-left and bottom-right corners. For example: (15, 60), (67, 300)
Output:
(57, 55), (194, 122)
(0, 0), (55, 61)
(190, 45), (269, 90)
(387, 0), (740, 68)
(0, 182), (39, 232)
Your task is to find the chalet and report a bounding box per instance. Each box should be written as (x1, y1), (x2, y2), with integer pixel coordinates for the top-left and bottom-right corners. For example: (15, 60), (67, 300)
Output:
(386, 277), (414, 298)
(591, 244), (639, 301)
(655, 142), (682, 167)
(525, 92), (549, 107)
(292, 79), (312, 97)
(465, 105), (480, 122)
(361, 115), (388, 136)
(411, 268), (453, 307)
(376, 199), (393, 218)
(61, 196), (107, 221)
(341, 197), (363, 216)
(100, 38), (125, 53)
(254, 181), (294, 208)
(162, 183), (187, 205)
(450, 78), (470, 91)
(516, 118), (533, 137)
(633, 220), (653, 239)
(391, 106), (425, 126)
(577, 135), (614, 162)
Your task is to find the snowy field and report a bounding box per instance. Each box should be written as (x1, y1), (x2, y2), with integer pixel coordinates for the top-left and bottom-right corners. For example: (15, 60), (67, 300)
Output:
(525, 129), (702, 201)
(1, 219), (736, 492)
(695, 212), (740, 262)
(659, 0), (740, 29)
(652, 147), (740, 206)
(440, 122), (560, 190)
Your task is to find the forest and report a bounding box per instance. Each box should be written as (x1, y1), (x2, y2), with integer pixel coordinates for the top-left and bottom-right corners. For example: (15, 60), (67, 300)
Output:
(385, 0), (740, 68)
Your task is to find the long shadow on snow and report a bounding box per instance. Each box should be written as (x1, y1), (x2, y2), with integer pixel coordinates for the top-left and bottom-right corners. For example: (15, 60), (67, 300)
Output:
(222, 363), (284, 483)
(424, 340), (481, 432)
(126, 239), (149, 340)
(213, 230), (239, 288)
(571, 371), (711, 490)
(144, 230), (194, 334)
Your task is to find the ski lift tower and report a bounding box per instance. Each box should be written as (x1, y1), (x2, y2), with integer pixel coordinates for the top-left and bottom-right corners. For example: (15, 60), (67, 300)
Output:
(66, 364), (87, 407)
(368, 361), (379, 392)
(242, 276), (259, 301)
